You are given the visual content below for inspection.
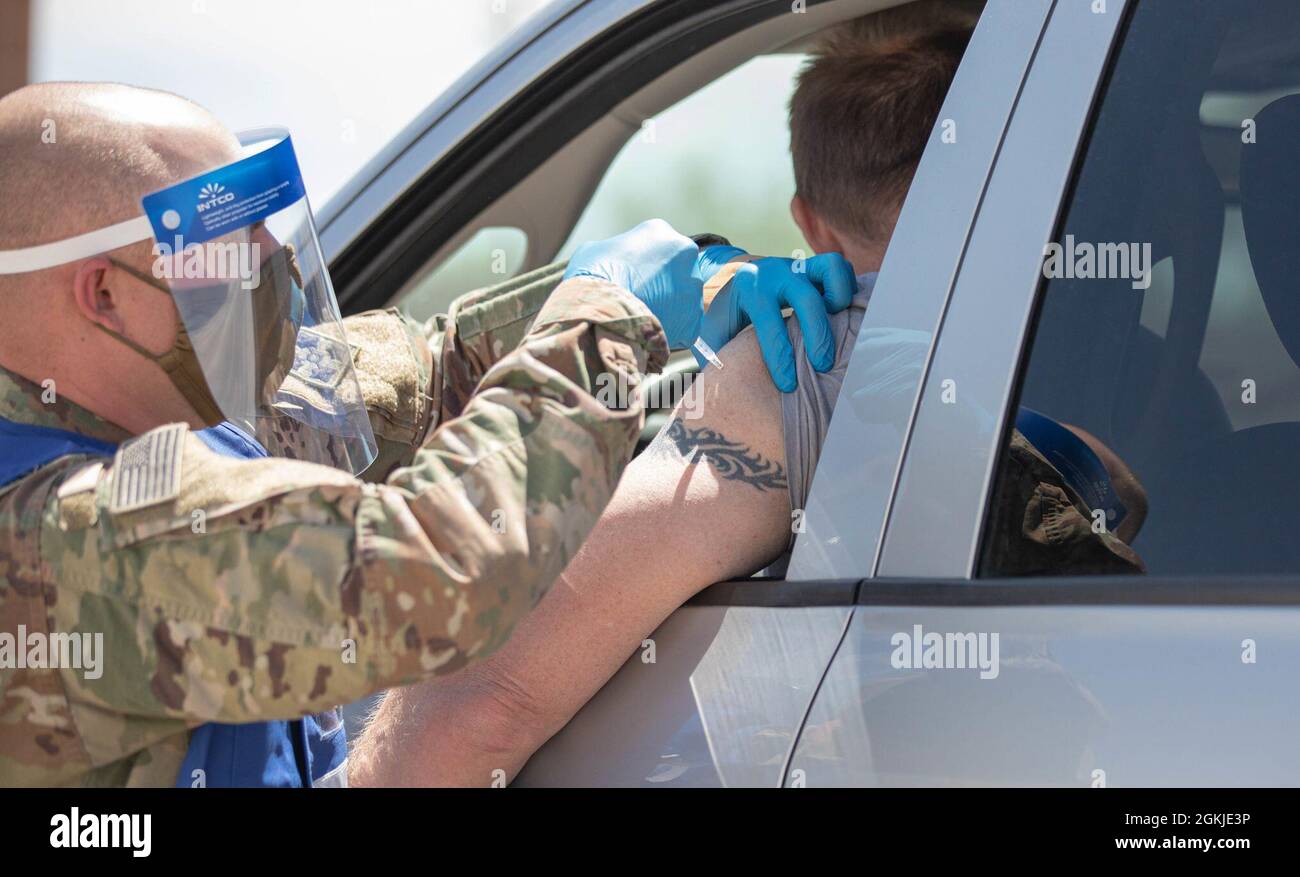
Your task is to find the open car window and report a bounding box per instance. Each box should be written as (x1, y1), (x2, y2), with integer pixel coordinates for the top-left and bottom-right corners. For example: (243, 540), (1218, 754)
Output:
(394, 52), (810, 323)
(572, 53), (826, 459)
(558, 53), (810, 260)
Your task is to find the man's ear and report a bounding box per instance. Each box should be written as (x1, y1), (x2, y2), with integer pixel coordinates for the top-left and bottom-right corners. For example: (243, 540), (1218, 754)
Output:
(72, 256), (124, 333)
(790, 194), (842, 255)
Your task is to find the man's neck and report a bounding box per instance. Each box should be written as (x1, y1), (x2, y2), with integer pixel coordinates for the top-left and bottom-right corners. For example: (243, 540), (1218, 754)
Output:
(0, 363), (134, 444)
(841, 243), (884, 278)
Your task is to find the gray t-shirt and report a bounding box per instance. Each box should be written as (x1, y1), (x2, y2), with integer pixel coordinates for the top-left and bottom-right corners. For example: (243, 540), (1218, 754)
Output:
(780, 273), (876, 548)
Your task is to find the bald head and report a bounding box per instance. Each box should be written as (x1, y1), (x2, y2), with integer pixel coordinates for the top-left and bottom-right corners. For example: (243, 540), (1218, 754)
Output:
(0, 83), (245, 434)
(0, 82), (241, 249)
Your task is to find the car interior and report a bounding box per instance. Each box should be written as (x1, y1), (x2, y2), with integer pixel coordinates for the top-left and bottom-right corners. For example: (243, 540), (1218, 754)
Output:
(382, 0), (1300, 580)
(985, 0), (1300, 576)
(391, 0), (937, 447)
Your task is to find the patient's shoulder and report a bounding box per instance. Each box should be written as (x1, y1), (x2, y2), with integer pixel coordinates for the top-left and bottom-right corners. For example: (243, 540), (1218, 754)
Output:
(688, 325), (783, 438)
(783, 291), (871, 373)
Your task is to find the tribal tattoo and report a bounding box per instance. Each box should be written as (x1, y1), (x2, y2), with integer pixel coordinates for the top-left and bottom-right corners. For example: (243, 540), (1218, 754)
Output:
(650, 419), (787, 491)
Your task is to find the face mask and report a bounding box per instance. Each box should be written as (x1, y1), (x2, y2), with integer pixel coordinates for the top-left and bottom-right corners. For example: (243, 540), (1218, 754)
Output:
(101, 246), (306, 428)
(249, 244), (307, 401)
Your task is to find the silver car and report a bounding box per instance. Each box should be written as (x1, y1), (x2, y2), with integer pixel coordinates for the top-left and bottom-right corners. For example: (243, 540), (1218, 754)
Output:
(324, 0), (1300, 787)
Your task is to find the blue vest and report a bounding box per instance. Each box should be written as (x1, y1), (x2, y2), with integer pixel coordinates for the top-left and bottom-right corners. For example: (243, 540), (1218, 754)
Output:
(0, 416), (348, 787)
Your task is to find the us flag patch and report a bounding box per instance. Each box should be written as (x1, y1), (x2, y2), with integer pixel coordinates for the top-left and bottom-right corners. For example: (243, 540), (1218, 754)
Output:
(109, 423), (187, 514)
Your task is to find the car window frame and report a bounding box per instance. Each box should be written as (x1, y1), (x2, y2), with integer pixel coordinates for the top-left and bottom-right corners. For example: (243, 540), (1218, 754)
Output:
(317, 0), (651, 267)
(873, 0), (1132, 580)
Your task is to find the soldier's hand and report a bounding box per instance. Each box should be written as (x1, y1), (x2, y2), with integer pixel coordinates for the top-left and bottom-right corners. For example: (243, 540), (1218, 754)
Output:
(694, 248), (856, 393)
(564, 219), (703, 348)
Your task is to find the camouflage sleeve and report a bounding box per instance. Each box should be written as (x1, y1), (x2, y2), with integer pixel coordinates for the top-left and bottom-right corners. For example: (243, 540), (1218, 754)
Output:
(421, 261), (566, 426)
(45, 277), (666, 737)
(307, 263), (568, 482)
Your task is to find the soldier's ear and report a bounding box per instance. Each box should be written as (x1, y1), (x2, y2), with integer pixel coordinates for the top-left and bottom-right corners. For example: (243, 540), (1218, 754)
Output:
(72, 256), (124, 333)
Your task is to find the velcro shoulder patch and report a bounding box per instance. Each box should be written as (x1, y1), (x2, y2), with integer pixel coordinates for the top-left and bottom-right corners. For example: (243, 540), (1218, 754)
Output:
(56, 461), (104, 500)
(109, 422), (187, 515)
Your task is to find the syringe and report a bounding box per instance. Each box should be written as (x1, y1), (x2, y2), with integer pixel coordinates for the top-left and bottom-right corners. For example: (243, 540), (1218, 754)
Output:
(693, 336), (724, 370)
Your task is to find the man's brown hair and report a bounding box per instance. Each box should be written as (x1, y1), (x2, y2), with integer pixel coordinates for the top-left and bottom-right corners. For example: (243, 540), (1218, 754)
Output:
(789, 1), (979, 242)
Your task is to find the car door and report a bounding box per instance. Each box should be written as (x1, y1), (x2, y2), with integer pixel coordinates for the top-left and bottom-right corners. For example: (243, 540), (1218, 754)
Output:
(514, 0), (1053, 786)
(785, 0), (1300, 787)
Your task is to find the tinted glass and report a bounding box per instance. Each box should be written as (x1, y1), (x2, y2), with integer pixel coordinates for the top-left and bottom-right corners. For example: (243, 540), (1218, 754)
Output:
(981, 0), (1300, 576)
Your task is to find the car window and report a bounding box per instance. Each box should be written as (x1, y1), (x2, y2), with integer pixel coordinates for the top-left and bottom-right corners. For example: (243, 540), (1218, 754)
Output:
(980, 0), (1300, 577)
(398, 227), (528, 322)
(396, 55), (808, 323)
(558, 54), (810, 259)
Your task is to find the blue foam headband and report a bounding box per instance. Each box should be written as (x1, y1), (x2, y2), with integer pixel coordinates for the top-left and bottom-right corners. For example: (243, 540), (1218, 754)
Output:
(1014, 407), (1127, 529)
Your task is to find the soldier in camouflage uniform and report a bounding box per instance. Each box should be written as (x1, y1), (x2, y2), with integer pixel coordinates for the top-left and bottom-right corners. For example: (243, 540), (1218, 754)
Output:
(0, 257), (676, 785)
(0, 83), (657, 787)
(0, 81), (851, 786)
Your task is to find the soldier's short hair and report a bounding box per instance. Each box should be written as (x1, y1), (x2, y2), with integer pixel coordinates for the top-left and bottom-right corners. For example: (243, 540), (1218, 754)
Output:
(789, 0), (979, 243)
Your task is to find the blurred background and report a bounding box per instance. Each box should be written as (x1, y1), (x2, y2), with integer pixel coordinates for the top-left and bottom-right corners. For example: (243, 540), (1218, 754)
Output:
(1, 0), (554, 203)
(0, 0), (810, 318)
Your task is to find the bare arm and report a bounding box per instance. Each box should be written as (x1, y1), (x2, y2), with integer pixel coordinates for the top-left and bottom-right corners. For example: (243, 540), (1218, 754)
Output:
(350, 327), (794, 786)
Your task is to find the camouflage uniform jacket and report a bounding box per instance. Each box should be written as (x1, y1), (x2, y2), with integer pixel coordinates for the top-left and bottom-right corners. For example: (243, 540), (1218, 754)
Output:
(0, 263), (664, 786)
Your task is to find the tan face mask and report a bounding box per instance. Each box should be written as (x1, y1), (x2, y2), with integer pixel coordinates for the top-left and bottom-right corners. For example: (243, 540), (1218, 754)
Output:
(100, 248), (304, 428)
(99, 259), (225, 426)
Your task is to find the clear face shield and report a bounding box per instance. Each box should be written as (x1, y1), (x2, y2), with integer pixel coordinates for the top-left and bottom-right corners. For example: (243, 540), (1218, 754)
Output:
(0, 128), (377, 474)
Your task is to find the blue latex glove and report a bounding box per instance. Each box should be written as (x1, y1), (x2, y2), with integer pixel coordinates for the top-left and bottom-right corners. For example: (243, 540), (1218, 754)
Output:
(694, 247), (856, 392)
(564, 219), (703, 348)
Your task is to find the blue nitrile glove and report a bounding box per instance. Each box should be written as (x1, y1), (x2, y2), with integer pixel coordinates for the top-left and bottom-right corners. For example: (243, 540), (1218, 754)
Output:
(564, 219), (703, 348)
(693, 247), (856, 393)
